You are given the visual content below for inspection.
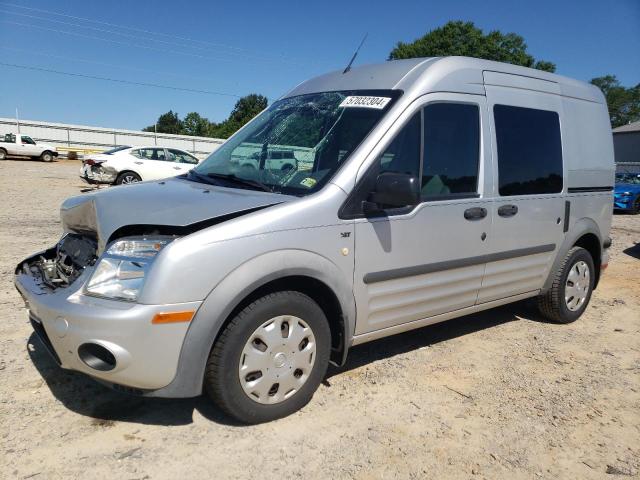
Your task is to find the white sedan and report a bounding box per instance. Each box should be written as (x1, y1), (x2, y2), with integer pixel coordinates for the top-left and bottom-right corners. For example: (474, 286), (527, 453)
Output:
(79, 146), (200, 185)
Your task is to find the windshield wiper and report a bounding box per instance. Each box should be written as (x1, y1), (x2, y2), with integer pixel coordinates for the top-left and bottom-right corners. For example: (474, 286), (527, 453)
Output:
(185, 169), (218, 185)
(206, 173), (275, 192)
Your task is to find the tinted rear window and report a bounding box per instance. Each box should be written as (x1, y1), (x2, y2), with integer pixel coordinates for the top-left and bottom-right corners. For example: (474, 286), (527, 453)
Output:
(494, 105), (563, 196)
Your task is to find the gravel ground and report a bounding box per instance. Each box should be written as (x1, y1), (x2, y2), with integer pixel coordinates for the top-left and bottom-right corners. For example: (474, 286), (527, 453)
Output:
(1, 159), (638, 480)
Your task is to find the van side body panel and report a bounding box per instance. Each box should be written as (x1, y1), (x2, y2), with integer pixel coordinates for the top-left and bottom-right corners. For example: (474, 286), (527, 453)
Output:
(480, 82), (566, 301)
(351, 92), (494, 335)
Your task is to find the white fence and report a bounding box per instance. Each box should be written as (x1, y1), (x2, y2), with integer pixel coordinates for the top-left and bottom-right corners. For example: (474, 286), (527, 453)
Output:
(0, 117), (224, 158)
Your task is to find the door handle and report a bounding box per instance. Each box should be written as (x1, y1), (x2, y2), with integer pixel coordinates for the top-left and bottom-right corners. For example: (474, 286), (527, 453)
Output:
(498, 204), (518, 217)
(134, 161), (143, 165)
(173, 166), (181, 170)
(464, 207), (487, 220)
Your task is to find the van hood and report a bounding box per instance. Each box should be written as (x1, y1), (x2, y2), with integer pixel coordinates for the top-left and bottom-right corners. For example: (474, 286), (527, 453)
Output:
(60, 177), (292, 252)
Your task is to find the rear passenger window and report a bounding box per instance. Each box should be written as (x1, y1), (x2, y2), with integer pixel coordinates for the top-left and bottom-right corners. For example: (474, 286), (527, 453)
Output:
(422, 103), (479, 197)
(494, 105), (563, 196)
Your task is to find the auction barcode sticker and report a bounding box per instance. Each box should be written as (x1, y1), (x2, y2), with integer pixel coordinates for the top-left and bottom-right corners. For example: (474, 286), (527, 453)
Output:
(339, 96), (391, 109)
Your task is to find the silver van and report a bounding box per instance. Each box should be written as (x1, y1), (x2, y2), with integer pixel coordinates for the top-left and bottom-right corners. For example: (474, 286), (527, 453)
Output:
(15, 57), (614, 423)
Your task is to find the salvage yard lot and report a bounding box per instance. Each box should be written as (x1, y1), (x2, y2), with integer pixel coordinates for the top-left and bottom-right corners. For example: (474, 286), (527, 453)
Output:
(1, 159), (639, 479)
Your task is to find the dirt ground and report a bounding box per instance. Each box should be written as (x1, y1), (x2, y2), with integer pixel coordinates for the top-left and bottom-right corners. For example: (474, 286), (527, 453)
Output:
(1, 159), (638, 480)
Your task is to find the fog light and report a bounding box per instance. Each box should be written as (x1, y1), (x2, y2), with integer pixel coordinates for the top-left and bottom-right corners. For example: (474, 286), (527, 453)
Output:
(78, 343), (116, 371)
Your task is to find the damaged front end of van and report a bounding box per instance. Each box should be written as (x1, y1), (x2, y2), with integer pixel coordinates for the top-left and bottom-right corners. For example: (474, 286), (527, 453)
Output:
(14, 178), (287, 393)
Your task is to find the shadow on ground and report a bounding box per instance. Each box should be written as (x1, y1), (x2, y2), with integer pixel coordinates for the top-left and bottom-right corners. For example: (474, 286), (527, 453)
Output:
(27, 334), (239, 428)
(623, 243), (640, 260)
(327, 299), (547, 378)
(28, 299), (546, 427)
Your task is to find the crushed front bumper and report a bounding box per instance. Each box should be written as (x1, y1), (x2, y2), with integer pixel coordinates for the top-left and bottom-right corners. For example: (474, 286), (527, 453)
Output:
(15, 250), (201, 393)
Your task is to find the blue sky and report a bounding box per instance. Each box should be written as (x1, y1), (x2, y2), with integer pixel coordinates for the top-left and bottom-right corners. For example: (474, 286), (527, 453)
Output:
(1, 0), (638, 130)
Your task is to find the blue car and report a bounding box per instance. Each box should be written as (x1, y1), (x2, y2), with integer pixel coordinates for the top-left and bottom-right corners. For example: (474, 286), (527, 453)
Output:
(614, 173), (640, 214)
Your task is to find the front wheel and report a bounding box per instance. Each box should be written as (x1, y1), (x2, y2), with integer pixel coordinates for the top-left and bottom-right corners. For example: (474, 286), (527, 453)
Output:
(204, 291), (331, 424)
(632, 196), (640, 215)
(0, 149), (6, 160)
(40, 151), (54, 162)
(537, 246), (595, 323)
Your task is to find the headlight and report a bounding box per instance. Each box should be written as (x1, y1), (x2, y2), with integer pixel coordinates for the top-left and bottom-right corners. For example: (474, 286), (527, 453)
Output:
(85, 237), (176, 301)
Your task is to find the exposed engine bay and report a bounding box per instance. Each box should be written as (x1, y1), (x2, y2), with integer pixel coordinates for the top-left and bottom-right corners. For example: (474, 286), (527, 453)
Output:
(20, 234), (98, 290)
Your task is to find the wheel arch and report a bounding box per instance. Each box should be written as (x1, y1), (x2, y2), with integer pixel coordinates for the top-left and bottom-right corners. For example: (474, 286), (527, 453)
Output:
(573, 232), (602, 288)
(151, 249), (356, 398)
(543, 217), (604, 292)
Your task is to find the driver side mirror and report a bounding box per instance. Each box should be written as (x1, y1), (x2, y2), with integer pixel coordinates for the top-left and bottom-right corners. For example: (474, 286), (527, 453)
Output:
(363, 172), (419, 214)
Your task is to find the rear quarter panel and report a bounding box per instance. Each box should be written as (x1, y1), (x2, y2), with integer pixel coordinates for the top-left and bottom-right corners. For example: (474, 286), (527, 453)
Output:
(560, 94), (614, 241)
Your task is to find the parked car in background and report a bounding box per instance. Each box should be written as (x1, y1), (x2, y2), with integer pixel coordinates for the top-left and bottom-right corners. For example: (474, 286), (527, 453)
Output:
(0, 133), (58, 161)
(236, 149), (298, 172)
(80, 146), (200, 185)
(614, 173), (640, 213)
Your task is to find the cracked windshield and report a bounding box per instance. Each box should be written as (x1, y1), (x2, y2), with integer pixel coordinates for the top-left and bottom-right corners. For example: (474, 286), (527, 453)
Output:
(191, 91), (399, 195)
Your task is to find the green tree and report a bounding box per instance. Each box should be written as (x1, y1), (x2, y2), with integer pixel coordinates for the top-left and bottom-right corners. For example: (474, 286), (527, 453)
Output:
(182, 112), (211, 137)
(143, 94), (268, 139)
(143, 110), (183, 134)
(210, 94), (269, 138)
(389, 21), (555, 73)
(228, 94), (268, 124)
(590, 75), (640, 128)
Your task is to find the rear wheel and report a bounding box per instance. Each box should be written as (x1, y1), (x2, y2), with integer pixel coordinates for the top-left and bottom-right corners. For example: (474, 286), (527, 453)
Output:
(116, 172), (141, 185)
(204, 291), (331, 424)
(538, 246), (595, 323)
(40, 151), (54, 162)
(0, 148), (7, 160)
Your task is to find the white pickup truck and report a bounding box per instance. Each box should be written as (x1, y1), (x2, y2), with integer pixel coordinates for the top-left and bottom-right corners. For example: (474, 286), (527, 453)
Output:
(0, 133), (58, 161)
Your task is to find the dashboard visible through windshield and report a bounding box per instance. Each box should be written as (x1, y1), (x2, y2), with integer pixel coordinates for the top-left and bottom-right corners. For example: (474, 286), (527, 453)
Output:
(190, 90), (401, 195)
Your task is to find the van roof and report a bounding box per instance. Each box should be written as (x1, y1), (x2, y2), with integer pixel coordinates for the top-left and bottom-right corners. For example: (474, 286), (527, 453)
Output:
(284, 56), (603, 104)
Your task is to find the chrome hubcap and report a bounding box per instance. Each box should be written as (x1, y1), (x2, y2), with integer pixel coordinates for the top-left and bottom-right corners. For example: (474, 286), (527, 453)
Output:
(121, 175), (139, 184)
(565, 260), (590, 311)
(239, 315), (316, 404)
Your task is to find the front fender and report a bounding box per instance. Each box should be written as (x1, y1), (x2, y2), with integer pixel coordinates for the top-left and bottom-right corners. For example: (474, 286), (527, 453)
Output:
(150, 249), (355, 398)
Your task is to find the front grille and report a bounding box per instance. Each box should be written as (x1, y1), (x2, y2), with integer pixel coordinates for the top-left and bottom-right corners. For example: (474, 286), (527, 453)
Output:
(30, 315), (61, 365)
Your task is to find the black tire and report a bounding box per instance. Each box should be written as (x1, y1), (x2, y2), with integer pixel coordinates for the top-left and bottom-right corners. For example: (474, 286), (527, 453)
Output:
(538, 246), (595, 323)
(116, 171), (142, 185)
(40, 151), (54, 162)
(0, 148), (7, 160)
(204, 291), (331, 424)
(632, 197), (640, 215)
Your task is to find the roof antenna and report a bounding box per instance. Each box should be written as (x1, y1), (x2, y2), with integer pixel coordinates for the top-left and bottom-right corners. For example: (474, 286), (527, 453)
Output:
(343, 33), (368, 74)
